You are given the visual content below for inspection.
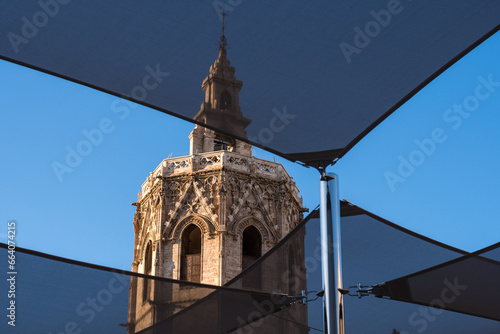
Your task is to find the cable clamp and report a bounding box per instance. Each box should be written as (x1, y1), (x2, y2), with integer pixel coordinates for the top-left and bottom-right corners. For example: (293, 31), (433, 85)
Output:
(340, 284), (384, 299)
(288, 290), (322, 304)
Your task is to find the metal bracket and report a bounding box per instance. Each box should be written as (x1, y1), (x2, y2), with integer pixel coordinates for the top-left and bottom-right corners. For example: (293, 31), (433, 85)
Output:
(339, 284), (386, 299)
(287, 290), (322, 305)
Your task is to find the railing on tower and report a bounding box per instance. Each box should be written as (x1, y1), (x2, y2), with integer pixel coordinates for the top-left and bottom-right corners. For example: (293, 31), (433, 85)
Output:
(140, 151), (300, 201)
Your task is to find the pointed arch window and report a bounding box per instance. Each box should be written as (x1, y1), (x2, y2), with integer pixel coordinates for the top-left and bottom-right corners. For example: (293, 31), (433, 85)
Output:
(142, 241), (153, 301)
(180, 224), (202, 282)
(242, 226), (262, 270)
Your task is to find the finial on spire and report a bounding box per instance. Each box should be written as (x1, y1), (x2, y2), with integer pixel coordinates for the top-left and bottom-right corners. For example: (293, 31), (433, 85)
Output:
(219, 8), (228, 52)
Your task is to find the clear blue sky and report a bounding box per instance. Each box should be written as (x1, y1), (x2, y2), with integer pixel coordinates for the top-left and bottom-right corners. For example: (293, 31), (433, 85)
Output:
(1, 31), (499, 271)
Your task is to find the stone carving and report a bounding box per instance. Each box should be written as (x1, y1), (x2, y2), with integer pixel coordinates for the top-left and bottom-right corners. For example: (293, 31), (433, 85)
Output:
(169, 215), (216, 242)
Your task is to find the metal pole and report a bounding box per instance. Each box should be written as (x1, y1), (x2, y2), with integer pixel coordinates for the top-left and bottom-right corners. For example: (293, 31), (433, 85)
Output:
(319, 171), (345, 334)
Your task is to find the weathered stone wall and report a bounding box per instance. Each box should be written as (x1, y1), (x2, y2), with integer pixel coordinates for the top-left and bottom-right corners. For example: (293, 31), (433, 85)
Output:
(128, 151), (305, 332)
(222, 235), (241, 284)
(201, 234), (219, 285)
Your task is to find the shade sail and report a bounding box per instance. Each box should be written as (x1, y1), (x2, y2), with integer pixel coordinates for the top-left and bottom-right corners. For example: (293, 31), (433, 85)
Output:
(339, 205), (500, 333)
(375, 242), (500, 322)
(2, 1), (499, 165)
(137, 202), (500, 333)
(2, 201), (500, 333)
(0, 243), (298, 334)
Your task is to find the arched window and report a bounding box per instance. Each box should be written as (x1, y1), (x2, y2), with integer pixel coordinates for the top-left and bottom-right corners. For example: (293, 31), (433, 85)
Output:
(142, 241), (152, 301)
(180, 224), (202, 282)
(242, 226), (262, 271)
(220, 90), (232, 110)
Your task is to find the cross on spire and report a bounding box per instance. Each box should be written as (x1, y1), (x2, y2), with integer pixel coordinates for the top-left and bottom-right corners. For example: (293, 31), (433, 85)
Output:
(219, 8), (228, 51)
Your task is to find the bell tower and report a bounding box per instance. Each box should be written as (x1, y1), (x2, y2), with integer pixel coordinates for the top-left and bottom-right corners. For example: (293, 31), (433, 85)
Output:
(127, 36), (307, 334)
(190, 39), (252, 156)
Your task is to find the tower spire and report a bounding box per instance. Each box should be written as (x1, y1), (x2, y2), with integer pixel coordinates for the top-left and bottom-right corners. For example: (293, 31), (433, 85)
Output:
(190, 12), (251, 155)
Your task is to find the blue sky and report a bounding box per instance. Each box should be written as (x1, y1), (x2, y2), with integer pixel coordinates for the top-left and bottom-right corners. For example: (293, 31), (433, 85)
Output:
(1, 31), (499, 271)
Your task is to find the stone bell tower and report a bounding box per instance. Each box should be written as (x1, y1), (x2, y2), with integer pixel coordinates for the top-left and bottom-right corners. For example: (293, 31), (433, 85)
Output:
(127, 40), (307, 333)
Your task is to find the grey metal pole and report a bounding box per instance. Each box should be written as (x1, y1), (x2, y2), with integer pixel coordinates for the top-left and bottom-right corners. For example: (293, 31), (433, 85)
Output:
(319, 172), (345, 334)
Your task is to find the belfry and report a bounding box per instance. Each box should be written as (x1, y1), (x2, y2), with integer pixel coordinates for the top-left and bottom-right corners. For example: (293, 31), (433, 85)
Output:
(127, 38), (307, 333)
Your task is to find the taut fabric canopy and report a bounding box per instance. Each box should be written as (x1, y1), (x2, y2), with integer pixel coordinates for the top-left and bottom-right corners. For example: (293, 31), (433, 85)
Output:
(0, 242), (297, 334)
(2, 202), (499, 333)
(1, 1), (499, 165)
(376, 242), (500, 322)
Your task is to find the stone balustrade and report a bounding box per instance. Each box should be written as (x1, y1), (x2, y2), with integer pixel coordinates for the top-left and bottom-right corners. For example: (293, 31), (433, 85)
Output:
(140, 151), (299, 200)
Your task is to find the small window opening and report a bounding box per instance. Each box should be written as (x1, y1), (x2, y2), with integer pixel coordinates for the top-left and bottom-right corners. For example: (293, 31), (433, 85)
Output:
(214, 133), (234, 151)
(242, 226), (262, 270)
(143, 242), (153, 301)
(180, 224), (202, 282)
(220, 90), (232, 110)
